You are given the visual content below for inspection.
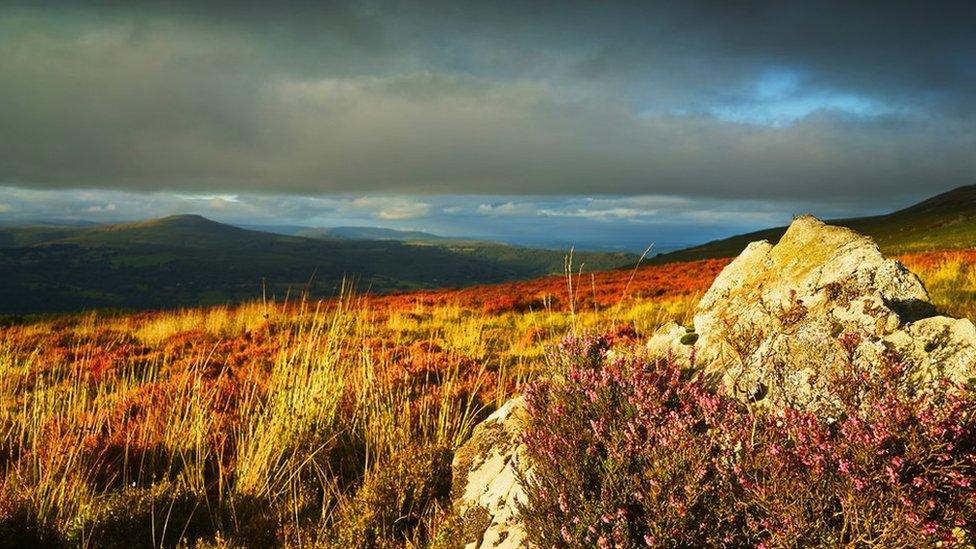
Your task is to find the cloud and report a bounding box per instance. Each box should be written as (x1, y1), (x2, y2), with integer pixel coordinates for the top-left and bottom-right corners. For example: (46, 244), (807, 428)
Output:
(86, 203), (117, 213)
(376, 202), (431, 220)
(351, 197), (431, 220)
(0, 185), (908, 252)
(477, 201), (537, 216)
(0, 2), (972, 204)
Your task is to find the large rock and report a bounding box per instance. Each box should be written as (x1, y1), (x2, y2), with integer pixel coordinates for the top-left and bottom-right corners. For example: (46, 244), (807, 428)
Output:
(651, 215), (976, 408)
(450, 397), (530, 548)
(455, 217), (976, 545)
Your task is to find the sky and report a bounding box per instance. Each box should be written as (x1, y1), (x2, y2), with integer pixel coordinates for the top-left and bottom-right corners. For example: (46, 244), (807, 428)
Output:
(0, 1), (973, 251)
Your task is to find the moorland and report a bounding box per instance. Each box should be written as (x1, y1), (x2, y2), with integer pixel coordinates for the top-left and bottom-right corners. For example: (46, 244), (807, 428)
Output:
(2, 186), (976, 547)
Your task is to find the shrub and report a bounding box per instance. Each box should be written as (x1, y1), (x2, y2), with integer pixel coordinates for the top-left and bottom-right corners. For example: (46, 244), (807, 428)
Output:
(327, 444), (453, 548)
(0, 489), (60, 548)
(69, 481), (217, 549)
(519, 332), (976, 547)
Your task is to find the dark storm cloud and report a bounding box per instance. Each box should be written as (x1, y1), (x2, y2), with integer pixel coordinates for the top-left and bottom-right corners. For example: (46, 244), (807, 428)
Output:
(0, 0), (973, 201)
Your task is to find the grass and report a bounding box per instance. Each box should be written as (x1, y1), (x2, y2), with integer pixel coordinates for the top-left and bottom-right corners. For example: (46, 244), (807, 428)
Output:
(0, 249), (972, 546)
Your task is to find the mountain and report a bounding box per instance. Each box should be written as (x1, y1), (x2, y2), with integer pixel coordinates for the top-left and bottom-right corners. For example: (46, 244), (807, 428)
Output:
(294, 226), (449, 242)
(655, 185), (976, 263)
(239, 224), (451, 242)
(0, 215), (635, 314)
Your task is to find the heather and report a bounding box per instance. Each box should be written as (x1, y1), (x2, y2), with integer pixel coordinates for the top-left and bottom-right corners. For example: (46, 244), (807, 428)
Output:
(0, 262), (701, 547)
(0, 250), (973, 547)
(519, 332), (976, 547)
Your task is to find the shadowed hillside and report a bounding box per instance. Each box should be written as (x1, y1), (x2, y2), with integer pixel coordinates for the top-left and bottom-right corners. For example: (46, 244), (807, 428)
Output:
(0, 215), (635, 313)
(294, 226), (449, 242)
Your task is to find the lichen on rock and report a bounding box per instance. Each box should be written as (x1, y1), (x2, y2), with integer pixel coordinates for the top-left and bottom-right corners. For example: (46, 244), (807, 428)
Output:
(450, 397), (530, 548)
(457, 216), (976, 546)
(650, 215), (976, 408)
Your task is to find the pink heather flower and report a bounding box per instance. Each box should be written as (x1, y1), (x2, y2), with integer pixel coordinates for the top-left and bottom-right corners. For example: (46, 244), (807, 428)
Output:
(522, 328), (976, 547)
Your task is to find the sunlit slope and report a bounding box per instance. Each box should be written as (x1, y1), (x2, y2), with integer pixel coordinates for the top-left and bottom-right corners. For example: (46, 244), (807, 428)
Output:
(656, 184), (976, 263)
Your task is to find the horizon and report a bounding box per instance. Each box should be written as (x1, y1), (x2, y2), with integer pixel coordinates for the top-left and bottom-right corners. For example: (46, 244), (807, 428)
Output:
(4, 5), (976, 545)
(1, 1), (974, 250)
(0, 184), (970, 253)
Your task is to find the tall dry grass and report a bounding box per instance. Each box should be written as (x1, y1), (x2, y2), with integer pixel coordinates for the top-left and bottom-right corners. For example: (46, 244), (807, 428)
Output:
(0, 293), (502, 546)
(0, 250), (972, 547)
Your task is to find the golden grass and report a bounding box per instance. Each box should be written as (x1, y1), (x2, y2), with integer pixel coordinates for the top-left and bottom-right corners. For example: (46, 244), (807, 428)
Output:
(0, 251), (972, 546)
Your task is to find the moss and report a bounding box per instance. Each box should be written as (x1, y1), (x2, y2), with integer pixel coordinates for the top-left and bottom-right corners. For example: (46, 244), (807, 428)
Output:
(426, 507), (470, 549)
(461, 505), (493, 545)
(68, 481), (217, 549)
(680, 333), (699, 345)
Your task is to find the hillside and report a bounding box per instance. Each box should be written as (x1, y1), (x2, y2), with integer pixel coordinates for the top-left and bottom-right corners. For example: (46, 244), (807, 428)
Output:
(0, 215), (634, 313)
(655, 184), (976, 262)
(0, 241), (974, 546)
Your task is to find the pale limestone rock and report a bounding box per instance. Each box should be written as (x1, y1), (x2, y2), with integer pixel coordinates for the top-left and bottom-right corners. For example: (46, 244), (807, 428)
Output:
(653, 215), (976, 408)
(459, 216), (976, 545)
(645, 321), (692, 362)
(451, 397), (529, 548)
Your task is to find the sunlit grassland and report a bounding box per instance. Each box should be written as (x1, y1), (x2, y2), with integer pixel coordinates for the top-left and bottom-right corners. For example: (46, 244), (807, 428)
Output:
(0, 250), (972, 547)
(901, 250), (976, 320)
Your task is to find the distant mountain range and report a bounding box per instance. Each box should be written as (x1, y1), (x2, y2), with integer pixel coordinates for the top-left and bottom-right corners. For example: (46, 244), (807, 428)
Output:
(655, 185), (976, 263)
(245, 224), (678, 253)
(3, 185), (973, 314)
(0, 215), (635, 313)
(242, 224), (450, 242)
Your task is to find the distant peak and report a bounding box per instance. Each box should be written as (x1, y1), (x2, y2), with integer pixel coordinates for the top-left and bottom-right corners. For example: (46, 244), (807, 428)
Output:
(102, 214), (232, 233)
(156, 214), (214, 224)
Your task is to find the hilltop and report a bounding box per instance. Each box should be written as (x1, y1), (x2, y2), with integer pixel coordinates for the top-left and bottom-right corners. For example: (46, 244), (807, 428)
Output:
(655, 184), (976, 262)
(0, 215), (634, 313)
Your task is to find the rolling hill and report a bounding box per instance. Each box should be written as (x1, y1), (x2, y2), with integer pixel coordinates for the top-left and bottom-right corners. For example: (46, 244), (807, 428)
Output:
(293, 226), (449, 242)
(0, 215), (635, 313)
(243, 224), (452, 242)
(655, 184), (976, 263)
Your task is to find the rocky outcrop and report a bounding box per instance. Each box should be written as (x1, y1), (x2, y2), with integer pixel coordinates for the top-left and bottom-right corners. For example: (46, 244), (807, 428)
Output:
(650, 215), (976, 408)
(450, 397), (530, 548)
(454, 216), (976, 545)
